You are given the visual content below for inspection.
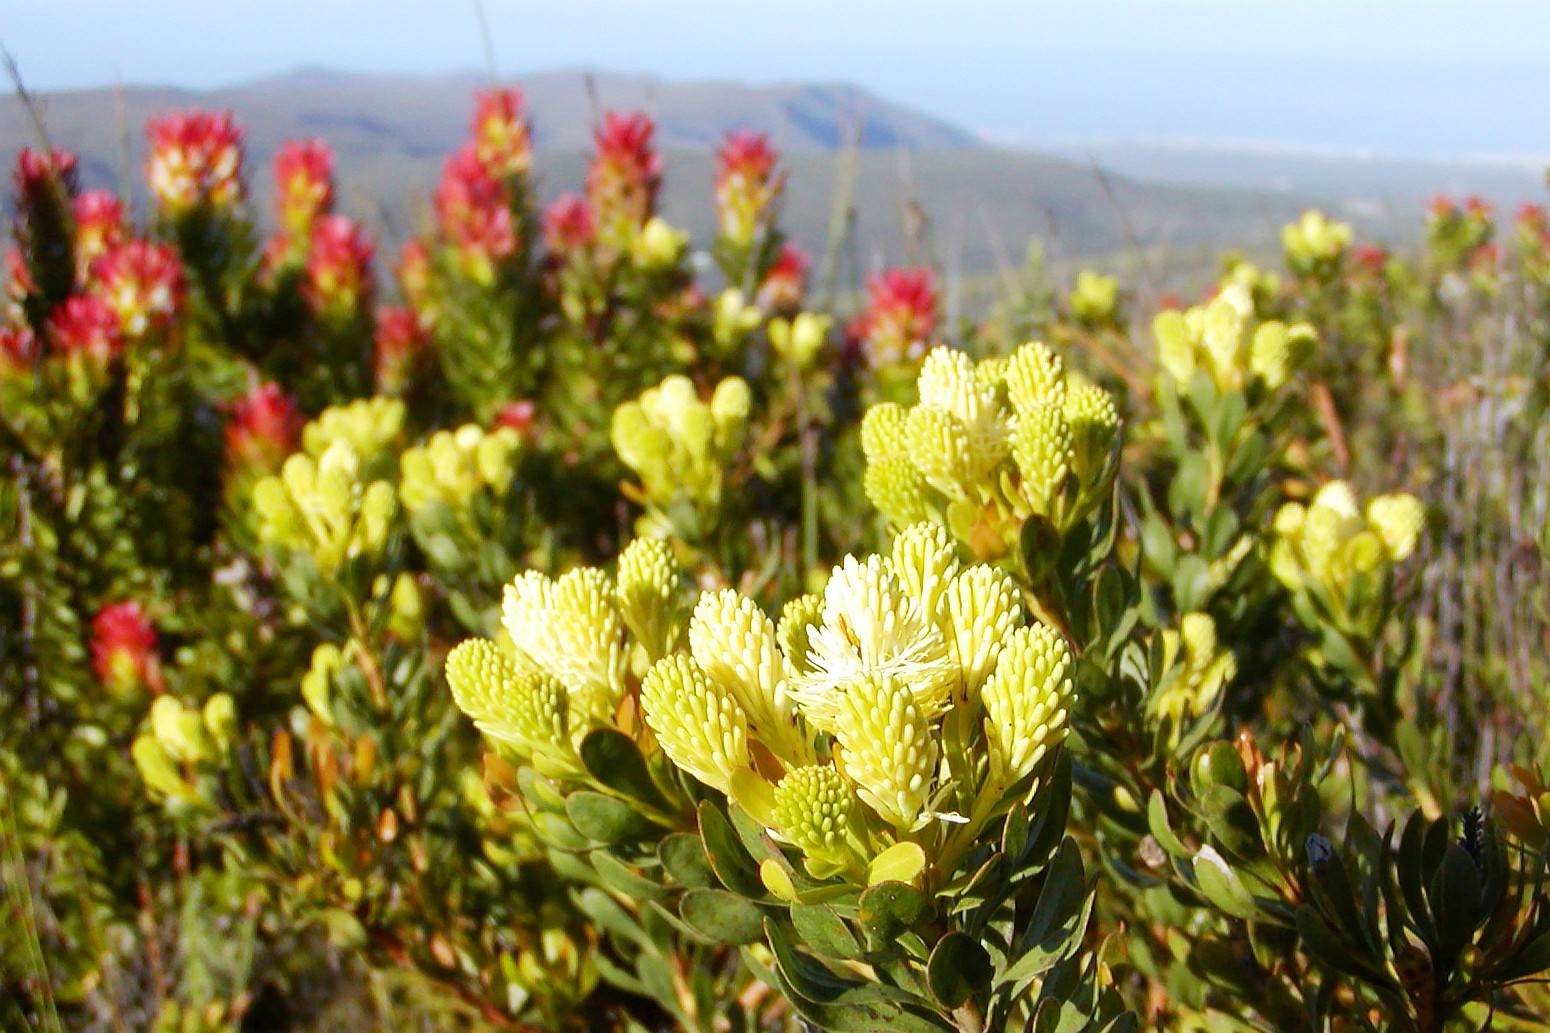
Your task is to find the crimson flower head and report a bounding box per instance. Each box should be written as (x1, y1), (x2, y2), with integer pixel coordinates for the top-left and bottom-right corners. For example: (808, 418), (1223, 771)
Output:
(91, 600), (159, 696)
(14, 148), (79, 204)
(586, 111), (662, 230)
(493, 399), (537, 438)
(715, 130), (779, 245)
(849, 267), (938, 368)
(305, 214), (375, 315)
(542, 193), (596, 253)
(435, 145), (517, 283)
(0, 326), (37, 375)
(147, 111), (245, 214)
(373, 305), (430, 396)
(1515, 203), (1549, 246)
(226, 380), (301, 472)
(1351, 244), (1389, 276)
(757, 243), (809, 312)
(94, 241), (185, 338)
(72, 191), (127, 280)
(274, 139), (335, 239)
(49, 294), (123, 364)
(472, 88), (532, 179)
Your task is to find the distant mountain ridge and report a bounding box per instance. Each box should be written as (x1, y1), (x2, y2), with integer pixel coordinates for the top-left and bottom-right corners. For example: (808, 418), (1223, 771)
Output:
(2, 67), (980, 176)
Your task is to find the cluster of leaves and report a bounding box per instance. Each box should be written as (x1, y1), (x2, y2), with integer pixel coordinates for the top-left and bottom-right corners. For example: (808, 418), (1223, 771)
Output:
(3, 85), (1550, 1033)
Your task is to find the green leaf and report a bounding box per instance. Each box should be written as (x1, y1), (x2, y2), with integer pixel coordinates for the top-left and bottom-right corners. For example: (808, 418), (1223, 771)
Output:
(1146, 790), (1191, 860)
(858, 881), (929, 945)
(868, 841), (927, 886)
(698, 800), (766, 898)
(660, 832), (717, 889)
(1430, 843), (1483, 967)
(590, 851), (668, 901)
(926, 932), (991, 1010)
(1191, 850), (1259, 920)
(580, 728), (671, 810)
(1198, 785), (1262, 860)
(679, 888), (765, 945)
(565, 790), (658, 845)
(791, 903), (865, 961)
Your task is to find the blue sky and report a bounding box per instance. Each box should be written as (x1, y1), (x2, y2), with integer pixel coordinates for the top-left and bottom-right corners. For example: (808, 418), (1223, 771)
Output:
(4, 0), (1549, 157)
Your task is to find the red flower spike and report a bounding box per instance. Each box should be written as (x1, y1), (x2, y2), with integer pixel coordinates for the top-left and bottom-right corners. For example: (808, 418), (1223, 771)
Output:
(274, 139), (335, 240)
(90, 600), (160, 695)
(850, 267), (938, 368)
(94, 241), (185, 338)
(305, 215), (375, 315)
(226, 380), (302, 473)
(587, 111), (662, 229)
(472, 89), (532, 179)
(542, 194), (596, 253)
(147, 111), (245, 214)
(49, 295), (123, 363)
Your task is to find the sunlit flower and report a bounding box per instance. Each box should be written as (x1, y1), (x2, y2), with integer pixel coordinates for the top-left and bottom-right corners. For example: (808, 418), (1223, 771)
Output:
(435, 145), (517, 283)
(542, 193), (596, 253)
(472, 88), (532, 179)
(715, 129), (779, 247)
(93, 241), (185, 338)
(91, 600), (159, 695)
(586, 111), (662, 231)
(226, 380), (302, 473)
(304, 215), (375, 315)
(274, 139), (335, 240)
(849, 268), (938, 368)
(757, 243), (809, 312)
(147, 111), (244, 214)
(49, 294), (123, 363)
(72, 190), (126, 280)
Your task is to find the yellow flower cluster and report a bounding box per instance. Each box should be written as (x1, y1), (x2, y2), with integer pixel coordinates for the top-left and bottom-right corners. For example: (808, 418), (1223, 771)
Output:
(1147, 613), (1237, 744)
(133, 694), (236, 807)
(1153, 284), (1316, 393)
(1270, 481), (1425, 634)
(1281, 210), (1354, 273)
(611, 374), (751, 541)
(253, 438), (398, 572)
(399, 423), (522, 514)
(444, 523), (1074, 887)
(861, 344), (1119, 561)
(640, 522), (1071, 881)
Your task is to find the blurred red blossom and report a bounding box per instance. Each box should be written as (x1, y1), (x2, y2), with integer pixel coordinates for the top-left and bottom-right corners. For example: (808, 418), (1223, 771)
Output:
(147, 111), (244, 213)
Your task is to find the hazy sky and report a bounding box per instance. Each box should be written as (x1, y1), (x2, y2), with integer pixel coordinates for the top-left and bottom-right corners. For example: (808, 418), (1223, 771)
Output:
(5, 0), (1549, 157)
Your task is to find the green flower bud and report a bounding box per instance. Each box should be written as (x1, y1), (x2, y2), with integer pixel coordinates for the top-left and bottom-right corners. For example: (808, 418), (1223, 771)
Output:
(1063, 382), (1120, 490)
(776, 594), (823, 676)
(202, 693), (237, 748)
(133, 735), (189, 801)
(503, 568), (627, 719)
(831, 674), (937, 831)
(860, 402), (910, 462)
(632, 217), (688, 269)
(710, 376), (751, 452)
(863, 456), (931, 528)
(1011, 403), (1072, 518)
(475, 427), (522, 494)
(445, 639), (570, 763)
(980, 623), (1071, 786)
(301, 643), (342, 725)
(1366, 493), (1425, 562)
(889, 521), (961, 621)
(1004, 341), (1066, 415)
(773, 764), (865, 871)
(1153, 310), (1196, 386)
(303, 396), (405, 463)
(943, 564), (1025, 700)
(151, 695), (213, 764)
(689, 589), (810, 764)
(907, 405), (974, 499)
(769, 312), (830, 370)
(640, 653), (750, 793)
(1069, 270), (1120, 326)
(616, 537), (686, 661)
